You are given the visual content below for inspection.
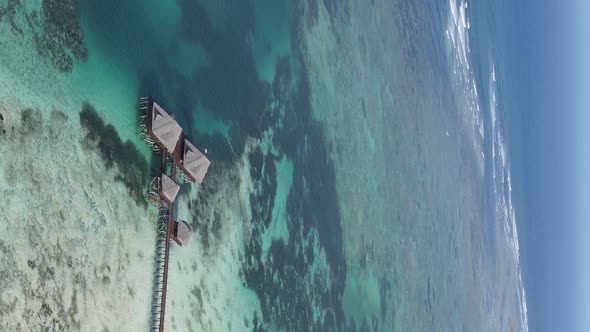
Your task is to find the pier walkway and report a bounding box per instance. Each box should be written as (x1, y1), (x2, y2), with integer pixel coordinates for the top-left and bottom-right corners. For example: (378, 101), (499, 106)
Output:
(139, 96), (210, 332)
(149, 208), (168, 330)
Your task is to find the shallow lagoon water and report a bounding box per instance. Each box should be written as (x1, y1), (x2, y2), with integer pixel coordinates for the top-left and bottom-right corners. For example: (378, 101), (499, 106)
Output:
(0, 0), (527, 331)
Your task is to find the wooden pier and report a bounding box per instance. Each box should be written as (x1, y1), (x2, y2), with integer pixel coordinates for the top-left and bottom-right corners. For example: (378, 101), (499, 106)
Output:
(139, 97), (210, 331)
(150, 206), (168, 329)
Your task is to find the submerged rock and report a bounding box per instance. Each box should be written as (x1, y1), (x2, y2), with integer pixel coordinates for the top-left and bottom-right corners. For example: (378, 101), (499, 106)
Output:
(47, 110), (68, 140)
(0, 112), (5, 136)
(20, 108), (43, 136)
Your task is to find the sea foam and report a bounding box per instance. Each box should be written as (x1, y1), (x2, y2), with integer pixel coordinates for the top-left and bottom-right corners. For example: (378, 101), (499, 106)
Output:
(446, 0), (486, 175)
(446, 0), (529, 328)
(488, 55), (529, 332)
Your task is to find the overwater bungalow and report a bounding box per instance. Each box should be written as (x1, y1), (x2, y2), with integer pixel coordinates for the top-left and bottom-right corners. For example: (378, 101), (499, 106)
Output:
(178, 138), (211, 184)
(148, 173), (180, 206)
(139, 98), (182, 154)
(172, 220), (193, 247)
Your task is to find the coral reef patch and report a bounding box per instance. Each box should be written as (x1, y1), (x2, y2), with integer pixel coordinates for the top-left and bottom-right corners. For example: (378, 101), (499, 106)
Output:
(0, 0), (87, 72)
(35, 0), (88, 72)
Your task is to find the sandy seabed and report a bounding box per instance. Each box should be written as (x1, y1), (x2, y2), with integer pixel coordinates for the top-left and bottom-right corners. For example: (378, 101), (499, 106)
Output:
(0, 101), (155, 331)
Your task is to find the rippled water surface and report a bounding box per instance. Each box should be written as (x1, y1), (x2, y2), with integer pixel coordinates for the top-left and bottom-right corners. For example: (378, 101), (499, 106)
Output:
(0, 0), (527, 331)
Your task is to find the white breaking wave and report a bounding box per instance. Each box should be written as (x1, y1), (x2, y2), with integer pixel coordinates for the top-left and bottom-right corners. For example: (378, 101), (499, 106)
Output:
(488, 55), (529, 332)
(491, 63), (496, 82)
(446, 0), (485, 175)
(446, 0), (529, 328)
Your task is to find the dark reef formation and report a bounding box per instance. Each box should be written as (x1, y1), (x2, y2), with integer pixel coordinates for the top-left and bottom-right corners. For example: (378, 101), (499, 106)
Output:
(20, 108), (43, 136)
(0, 0), (24, 34)
(184, 159), (235, 256)
(0, 107), (67, 143)
(248, 146), (277, 229)
(35, 0), (88, 72)
(0, 111), (6, 136)
(79, 103), (148, 207)
(240, 16), (346, 332)
(0, 0), (87, 72)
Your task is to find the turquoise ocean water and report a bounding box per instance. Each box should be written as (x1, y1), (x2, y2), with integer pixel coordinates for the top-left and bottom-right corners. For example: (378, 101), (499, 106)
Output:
(0, 0), (527, 331)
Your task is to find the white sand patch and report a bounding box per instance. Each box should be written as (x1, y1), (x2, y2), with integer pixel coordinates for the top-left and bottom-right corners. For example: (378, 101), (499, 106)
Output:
(191, 107), (232, 143)
(342, 270), (381, 325)
(260, 154), (293, 258)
